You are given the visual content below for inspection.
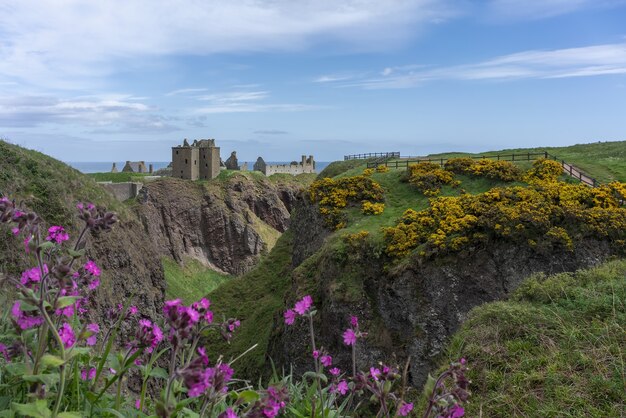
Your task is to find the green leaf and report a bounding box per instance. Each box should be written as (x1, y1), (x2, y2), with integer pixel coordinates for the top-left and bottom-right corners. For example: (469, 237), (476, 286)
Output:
(179, 408), (199, 418)
(148, 367), (169, 380)
(100, 409), (126, 418)
(38, 242), (56, 252)
(422, 373), (436, 398)
(12, 400), (51, 418)
(56, 296), (82, 309)
(22, 373), (60, 387)
(58, 413), (83, 418)
(68, 249), (85, 259)
(4, 362), (26, 376)
(238, 389), (260, 403)
(41, 354), (65, 368)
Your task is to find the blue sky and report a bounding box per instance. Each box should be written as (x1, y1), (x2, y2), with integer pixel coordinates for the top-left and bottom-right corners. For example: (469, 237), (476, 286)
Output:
(1, 0), (625, 162)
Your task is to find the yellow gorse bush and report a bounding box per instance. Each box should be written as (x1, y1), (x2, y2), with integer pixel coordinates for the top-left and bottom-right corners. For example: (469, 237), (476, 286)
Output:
(361, 201), (385, 215)
(444, 157), (522, 182)
(309, 175), (385, 230)
(524, 158), (564, 183)
(376, 165), (390, 173)
(383, 180), (626, 258)
(405, 162), (458, 196)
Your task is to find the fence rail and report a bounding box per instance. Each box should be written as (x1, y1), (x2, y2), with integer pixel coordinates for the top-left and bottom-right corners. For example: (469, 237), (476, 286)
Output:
(363, 151), (599, 187)
(344, 152), (400, 161)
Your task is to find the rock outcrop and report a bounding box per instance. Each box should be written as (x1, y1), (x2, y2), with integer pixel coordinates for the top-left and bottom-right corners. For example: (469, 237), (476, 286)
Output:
(135, 174), (304, 275)
(269, 198), (616, 388)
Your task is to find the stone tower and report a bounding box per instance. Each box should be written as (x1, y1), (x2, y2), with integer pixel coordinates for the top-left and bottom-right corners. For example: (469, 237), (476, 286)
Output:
(172, 138), (221, 180)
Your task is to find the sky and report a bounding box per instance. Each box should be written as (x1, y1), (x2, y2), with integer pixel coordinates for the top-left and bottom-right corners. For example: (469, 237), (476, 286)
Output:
(1, 0), (626, 162)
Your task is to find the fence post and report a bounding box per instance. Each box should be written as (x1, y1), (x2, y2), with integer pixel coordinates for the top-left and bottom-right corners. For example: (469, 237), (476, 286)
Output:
(544, 151), (548, 159)
(512, 154), (515, 161)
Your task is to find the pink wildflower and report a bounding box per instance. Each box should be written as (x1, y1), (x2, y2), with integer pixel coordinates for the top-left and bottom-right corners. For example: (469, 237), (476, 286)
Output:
(329, 367), (341, 376)
(228, 320), (241, 332)
(294, 295), (313, 315)
(129, 306), (138, 315)
(11, 301), (43, 330)
(11, 227), (19, 235)
(0, 343), (10, 362)
(312, 350), (320, 359)
(335, 380), (349, 395)
(222, 408), (237, 418)
(284, 309), (296, 325)
(59, 323), (76, 348)
(81, 367), (96, 381)
(449, 404), (465, 417)
(370, 367), (381, 381)
(320, 355), (332, 368)
(46, 226), (69, 244)
(135, 399), (141, 409)
(84, 260), (101, 276)
(343, 328), (357, 346)
(398, 402), (414, 416)
(350, 315), (359, 328)
(85, 323), (100, 346)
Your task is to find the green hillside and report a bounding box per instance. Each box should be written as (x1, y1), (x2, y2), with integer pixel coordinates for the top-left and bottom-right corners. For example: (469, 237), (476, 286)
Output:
(420, 140), (626, 183)
(438, 259), (626, 417)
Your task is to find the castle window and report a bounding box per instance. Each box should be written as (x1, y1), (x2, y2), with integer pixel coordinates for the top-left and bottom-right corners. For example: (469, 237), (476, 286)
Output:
(176, 151), (179, 155)
(205, 164), (208, 167)
(195, 160), (197, 165)
(185, 159), (188, 164)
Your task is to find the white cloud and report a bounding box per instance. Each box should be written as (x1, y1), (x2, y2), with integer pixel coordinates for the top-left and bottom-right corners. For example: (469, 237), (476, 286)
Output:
(0, 0), (456, 89)
(193, 89), (321, 113)
(484, 0), (626, 20)
(0, 94), (179, 132)
(329, 42), (626, 89)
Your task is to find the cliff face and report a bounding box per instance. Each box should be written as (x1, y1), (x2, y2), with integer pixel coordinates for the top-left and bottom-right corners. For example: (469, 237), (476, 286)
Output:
(135, 174), (304, 275)
(269, 198), (615, 388)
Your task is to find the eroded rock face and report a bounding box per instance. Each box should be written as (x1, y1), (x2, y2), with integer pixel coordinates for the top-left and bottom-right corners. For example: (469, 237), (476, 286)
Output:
(269, 201), (615, 389)
(136, 175), (303, 275)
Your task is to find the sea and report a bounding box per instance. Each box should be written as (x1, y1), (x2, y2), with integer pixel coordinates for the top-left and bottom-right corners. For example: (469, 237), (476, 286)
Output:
(66, 161), (331, 174)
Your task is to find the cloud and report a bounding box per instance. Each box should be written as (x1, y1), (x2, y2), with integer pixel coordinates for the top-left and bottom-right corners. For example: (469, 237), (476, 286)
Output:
(0, 94), (180, 133)
(165, 88), (209, 97)
(194, 89), (321, 113)
(0, 0), (456, 88)
(483, 0), (626, 20)
(254, 130), (289, 135)
(328, 42), (626, 89)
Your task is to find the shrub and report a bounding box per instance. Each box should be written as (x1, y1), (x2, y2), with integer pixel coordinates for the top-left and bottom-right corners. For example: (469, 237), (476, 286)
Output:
(362, 201), (385, 215)
(376, 165), (390, 173)
(309, 176), (385, 229)
(525, 158), (564, 183)
(445, 157), (521, 182)
(363, 168), (374, 176)
(405, 162), (457, 196)
(383, 180), (626, 258)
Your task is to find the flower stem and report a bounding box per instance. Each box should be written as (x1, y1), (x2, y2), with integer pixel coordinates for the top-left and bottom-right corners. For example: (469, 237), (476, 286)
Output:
(308, 314), (325, 417)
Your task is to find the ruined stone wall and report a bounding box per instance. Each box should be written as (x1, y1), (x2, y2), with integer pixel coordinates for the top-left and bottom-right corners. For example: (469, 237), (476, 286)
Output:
(172, 147), (198, 180)
(100, 182), (143, 201)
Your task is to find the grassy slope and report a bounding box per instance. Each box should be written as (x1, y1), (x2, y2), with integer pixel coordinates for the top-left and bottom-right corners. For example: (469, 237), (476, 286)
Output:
(206, 230), (295, 377)
(0, 140), (127, 227)
(420, 140), (626, 183)
(437, 259), (626, 417)
(162, 257), (232, 304)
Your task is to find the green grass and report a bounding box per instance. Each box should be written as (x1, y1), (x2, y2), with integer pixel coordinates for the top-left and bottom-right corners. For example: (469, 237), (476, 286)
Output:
(206, 230), (295, 378)
(0, 140), (127, 227)
(162, 257), (232, 304)
(88, 172), (153, 183)
(435, 259), (626, 417)
(419, 140), (626, 183)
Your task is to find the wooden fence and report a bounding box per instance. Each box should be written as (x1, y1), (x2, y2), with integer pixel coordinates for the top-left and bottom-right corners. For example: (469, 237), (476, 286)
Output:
(344, 152), (400, 161)
(363, 151), (599, 187)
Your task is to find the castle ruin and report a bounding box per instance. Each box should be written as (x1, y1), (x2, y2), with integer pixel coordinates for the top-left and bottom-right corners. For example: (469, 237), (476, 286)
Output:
(253, 155), (315, 176)
(172, 138), (221, 180)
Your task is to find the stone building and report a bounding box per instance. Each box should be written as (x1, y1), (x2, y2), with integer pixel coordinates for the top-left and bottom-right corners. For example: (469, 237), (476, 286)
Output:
(253, 155), (315, 176)
(122, 161), (149, 173)
(171, 138), (221, 180)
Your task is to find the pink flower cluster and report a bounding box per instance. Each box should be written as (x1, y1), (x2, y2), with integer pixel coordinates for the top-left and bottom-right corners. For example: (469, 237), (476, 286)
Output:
(164, 298), (213, 347)
(11, 301), (44, 330)
(284, 295), (313, 325)
(46, 225), (69, 244)
(180, 347), (235, 398)
(135, 319), (163, 353)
